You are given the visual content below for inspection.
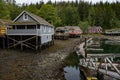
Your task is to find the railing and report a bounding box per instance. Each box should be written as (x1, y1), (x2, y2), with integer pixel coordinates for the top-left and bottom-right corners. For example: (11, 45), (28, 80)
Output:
(80, 55), (120, 79)
(77, 37), (120, 79)
(7, 29), (37, 35)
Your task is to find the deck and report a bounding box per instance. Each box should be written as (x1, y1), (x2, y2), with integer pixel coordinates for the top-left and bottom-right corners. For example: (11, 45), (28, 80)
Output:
(7, 29), (38, 35)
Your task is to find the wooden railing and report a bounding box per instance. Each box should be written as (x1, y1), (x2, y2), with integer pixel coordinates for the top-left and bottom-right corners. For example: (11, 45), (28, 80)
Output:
(80, 55), (120, 79)
(7, 29), (37, 35)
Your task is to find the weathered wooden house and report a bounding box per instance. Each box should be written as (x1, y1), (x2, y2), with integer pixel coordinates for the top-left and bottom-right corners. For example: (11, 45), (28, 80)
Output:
(0, 19), (11, 49)
(65, 26), (82, 37)
(54, 27), (69, 40)
(6, 11), (54, 50)
(87, 26), (103, 34)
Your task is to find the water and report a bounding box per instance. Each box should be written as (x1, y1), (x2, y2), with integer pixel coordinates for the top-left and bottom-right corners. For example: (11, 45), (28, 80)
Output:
(101, 39), (120, 53)
(63, 39), (120, 80)
(64, 66), (81, 80)
(88, 39), (120, 54)
(101, 39), (120, 61)
(63, 53), (85, 80)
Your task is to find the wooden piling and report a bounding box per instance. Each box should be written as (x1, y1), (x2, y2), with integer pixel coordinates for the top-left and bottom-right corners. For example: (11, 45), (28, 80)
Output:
(85, 38), (87, 58)
(2, 37), (5, 49)
(21, 35), (23, 51)
(36, 36), (38, 50)
(7, 35), (9, 49)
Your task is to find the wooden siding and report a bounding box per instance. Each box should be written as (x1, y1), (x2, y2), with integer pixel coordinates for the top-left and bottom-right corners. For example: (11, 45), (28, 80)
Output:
(15, 14), (36, 23)
(41, 35), (52, 44)
(87, 27), (102, 34)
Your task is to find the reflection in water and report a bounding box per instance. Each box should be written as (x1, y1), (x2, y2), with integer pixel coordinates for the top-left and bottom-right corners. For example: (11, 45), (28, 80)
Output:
(64, 66), (81, 80)
(101, 40), (120, 53)
(101, 39), (120, 61)
(63, 53), (85, 80)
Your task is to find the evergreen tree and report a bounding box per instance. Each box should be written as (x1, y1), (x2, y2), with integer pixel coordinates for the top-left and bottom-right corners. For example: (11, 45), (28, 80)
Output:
(58, 5), (79, 26)
(39, 4), (61, 27)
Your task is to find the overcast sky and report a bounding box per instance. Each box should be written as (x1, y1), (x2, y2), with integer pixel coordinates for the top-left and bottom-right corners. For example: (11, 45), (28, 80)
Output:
(15, 0), (119, 5)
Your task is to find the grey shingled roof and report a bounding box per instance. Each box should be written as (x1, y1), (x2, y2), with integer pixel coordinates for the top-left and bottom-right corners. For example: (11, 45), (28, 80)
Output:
(56, 27), (66, 31)
(14, 11), (53, 27)
(0, 19), (12, 27)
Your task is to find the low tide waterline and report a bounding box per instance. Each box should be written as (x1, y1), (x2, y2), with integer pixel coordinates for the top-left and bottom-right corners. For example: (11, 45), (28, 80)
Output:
(64, 66), (81, 80)
(63, 52), (86, 80)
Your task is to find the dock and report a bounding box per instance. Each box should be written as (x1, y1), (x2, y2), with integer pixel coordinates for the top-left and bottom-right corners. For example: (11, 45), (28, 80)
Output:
(75, 37), (120, 79)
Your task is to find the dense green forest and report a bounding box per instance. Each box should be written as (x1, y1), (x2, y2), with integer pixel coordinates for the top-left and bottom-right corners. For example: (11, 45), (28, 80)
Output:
(0, 0), (120, 30)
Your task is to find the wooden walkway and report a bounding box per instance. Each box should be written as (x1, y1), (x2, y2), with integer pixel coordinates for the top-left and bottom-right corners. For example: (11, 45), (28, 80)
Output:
(76, 38), (120, 79)
(88, 54), (120, 58)
(82, 65), (120, 79)
(80, 55), (120, 79)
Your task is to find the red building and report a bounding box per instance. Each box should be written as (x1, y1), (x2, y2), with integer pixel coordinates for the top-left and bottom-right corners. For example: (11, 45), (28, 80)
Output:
(65, 26), (82, 37)
(87, 26), (103, 34)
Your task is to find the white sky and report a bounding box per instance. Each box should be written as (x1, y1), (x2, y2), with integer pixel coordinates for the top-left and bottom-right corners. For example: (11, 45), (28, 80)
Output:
(15, 0), (119, 5)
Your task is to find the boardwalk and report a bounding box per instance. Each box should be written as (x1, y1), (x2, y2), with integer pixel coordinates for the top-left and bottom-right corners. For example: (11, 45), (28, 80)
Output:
(75, 38), (120, 79)
(88, 54), (120, 58)
(82, 65), (120, 79)
(76, 38), (92, 57)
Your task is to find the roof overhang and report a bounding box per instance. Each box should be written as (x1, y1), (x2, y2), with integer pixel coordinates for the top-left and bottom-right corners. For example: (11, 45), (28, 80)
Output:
(8, 22), (39, 26)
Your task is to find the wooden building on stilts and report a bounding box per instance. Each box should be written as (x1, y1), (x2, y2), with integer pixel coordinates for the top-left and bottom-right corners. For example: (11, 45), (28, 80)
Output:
(0, 19), (11, 49)
(6, 11), (54, 51)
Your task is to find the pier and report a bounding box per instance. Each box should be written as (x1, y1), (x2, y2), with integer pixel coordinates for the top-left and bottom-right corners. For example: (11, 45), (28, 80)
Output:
(75, 38), (120, 79)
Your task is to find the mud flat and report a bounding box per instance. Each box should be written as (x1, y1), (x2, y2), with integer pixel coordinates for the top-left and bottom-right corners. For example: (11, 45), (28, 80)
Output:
(0, 38), (83, 80)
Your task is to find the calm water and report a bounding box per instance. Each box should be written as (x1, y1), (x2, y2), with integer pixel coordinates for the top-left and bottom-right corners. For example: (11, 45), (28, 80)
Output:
(64, 66), (81, 80)
(101, 39), (120, 53)
(88, 39), (120, 54)
(101, 39), (120, 61)
(63, 53), (85, 80)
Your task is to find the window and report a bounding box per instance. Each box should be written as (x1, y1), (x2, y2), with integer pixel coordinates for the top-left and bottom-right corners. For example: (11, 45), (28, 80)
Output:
(37, 26), (41, 29)
(13, 26), (16, 29)
(23, 13), (28, 20)
(44, 26), (46, 32)
(17, 25), (25, 29)
(49, 27), (51, 32)
(27, 25), (36, 29)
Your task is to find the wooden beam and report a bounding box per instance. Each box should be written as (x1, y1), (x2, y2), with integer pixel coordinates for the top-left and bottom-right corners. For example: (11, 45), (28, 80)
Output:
(7, 36), (37, 50)
(21, 35), (23, 51)
(36, 35), (38, 50)
(2, 37), (5, 49)
(7, 35), (9, 49)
